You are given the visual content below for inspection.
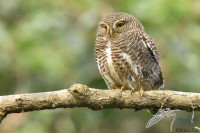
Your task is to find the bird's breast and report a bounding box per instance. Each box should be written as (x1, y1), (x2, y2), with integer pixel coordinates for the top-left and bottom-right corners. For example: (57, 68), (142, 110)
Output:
(104, 41), (122, 84)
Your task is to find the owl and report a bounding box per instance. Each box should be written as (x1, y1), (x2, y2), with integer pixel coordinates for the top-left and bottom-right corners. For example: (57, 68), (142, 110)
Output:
(94, 12), (164, 96)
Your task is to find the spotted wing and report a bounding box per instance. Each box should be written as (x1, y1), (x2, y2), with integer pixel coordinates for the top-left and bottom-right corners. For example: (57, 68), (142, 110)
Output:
(129, 31), (164, 90)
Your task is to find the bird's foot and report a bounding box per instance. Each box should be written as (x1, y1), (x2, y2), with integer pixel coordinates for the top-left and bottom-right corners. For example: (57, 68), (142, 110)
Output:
(139, 88), (144, 98)
(110, 84), (120, 89)
(131, 88), (136, 95)
(120, 86), (125, 94)
(121, 86), (125, 91)
(110, 85), (126, 94)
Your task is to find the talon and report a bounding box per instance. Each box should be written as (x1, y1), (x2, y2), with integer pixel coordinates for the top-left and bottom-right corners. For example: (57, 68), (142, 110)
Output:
(121, 86), (125, 91)
(110, 84), (122, 90)
(139, 88), (144, 98)
(131, 87), (135, 95)
(120, 86), (125, 94)
(110, 84), (118, 89)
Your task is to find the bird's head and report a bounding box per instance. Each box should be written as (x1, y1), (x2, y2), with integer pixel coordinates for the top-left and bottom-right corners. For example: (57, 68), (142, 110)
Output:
(97, 12), (144, 38)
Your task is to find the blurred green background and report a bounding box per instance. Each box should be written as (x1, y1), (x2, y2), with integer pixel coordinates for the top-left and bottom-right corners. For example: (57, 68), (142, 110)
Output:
(0, 0), (200, 133)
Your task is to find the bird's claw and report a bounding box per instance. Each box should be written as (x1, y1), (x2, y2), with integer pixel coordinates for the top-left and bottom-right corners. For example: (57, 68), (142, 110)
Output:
(131, 88), (135, 95)
(110, 84), (119, 89)
(121, 86), (125, 91)
(111, 84), (125, 94)
(120, 86), (125, 94)
(139, 88), (144, 98)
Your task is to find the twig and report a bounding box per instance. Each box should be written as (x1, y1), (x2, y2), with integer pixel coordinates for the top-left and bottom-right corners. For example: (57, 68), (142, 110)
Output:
(146, 94), (195, 132)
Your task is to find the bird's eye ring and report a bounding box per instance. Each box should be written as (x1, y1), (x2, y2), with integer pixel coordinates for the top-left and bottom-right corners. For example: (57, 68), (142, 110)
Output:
(117, 23), (124, 28)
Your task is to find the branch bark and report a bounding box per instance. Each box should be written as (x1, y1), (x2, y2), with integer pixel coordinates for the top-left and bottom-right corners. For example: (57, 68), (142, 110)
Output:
(0, 84), (199, 123)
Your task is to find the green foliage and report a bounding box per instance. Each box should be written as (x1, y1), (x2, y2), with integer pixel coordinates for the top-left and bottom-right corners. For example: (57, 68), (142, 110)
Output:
(0, 0), (200, 132)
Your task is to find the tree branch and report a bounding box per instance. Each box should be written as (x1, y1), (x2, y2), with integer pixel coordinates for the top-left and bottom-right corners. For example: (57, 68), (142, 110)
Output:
(0, 84), (199, 123)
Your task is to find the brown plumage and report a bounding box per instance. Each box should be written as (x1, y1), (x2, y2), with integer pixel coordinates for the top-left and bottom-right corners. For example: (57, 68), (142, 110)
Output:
(94, 12), (164, 96)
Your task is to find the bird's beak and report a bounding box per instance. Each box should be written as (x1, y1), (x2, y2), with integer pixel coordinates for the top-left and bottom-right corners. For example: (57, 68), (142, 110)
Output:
(107, 27), (114, 37)
(109, 28), (114, 37)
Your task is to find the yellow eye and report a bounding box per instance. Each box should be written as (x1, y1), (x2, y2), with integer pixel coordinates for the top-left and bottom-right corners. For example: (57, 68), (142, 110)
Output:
(101, 24), (107, 31)
(117, 23), (124, 28)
